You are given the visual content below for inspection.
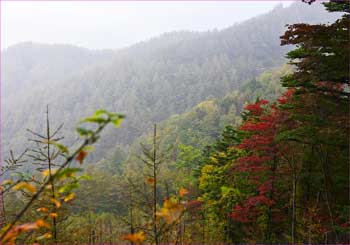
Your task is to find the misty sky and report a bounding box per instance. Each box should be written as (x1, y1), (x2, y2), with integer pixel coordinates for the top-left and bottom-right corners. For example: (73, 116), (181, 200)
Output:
(1, 1), (292, 51)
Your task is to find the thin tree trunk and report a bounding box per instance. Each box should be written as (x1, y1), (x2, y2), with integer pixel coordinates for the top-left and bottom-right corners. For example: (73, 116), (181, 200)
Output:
(319, 146), (338, 243)
(153, 124), (159, 245)
(99, 219), (103, 244)
(174, 210), (182, 245)
(109, 218), (113, 245)
(289, 151), (298, 245)
(266, 156), (277, 242)
(89, 213), (92, 245)
(129, 184), (134, 245)
(292, 174), (297, 244)
(165, 182), (170, 200)
(202, 212), (205, 244)
(183, 216), (186, 244)
(46, 106), (58, 244)
(0, 190), (6, 229)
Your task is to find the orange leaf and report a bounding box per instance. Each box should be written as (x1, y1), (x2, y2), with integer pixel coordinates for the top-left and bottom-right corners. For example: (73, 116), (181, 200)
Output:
(12, 182), (36, 193)
(36, 207), (49, 213)
(36, 219), (50, 228)
(49, 213), (58, 218)
(179, 188), (189, 197)
(1, 222), (40, 244)
(146, 177), (155, 186)
(17, 222), (39, 232)
(122, 231), (145, 244)
(75, 150), (88, 164)
(1, 231), (17, 245)
(50, 198), (61, 208)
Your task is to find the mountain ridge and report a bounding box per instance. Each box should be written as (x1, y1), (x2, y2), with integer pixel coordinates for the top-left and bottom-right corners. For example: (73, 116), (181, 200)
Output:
(1, 2), (339, 160)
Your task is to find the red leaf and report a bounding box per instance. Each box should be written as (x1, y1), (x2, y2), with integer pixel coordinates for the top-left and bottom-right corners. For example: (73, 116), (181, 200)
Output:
(76, 150), (88, 164)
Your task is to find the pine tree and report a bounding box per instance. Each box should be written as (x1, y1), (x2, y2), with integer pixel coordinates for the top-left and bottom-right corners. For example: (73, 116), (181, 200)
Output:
(26, 106), (64, 243)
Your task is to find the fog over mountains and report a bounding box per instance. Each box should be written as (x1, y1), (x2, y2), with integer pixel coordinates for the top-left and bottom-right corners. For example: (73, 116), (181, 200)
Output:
(1, 2), (339, 160)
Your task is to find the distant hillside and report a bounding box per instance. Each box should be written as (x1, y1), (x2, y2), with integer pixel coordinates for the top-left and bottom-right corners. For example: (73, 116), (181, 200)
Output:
(1, 43), (115, 99)
(80, 65), (291, 212)
(123, 65), (291, 160)
(1, 2), (339, 160)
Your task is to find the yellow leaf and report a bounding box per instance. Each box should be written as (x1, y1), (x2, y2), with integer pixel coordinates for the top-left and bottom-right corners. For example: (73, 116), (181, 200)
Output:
(12, 182), (36, 193)
(41, 168), (57, 177)
(179, 188), (189, 197)
(156, 199), (184, 224)
(64, 193), (75, 202)
(49, 213), (58, 218)
(83, 145), (95, 152)
(50, 198), (61, 208)
(218, 151), (227, 158)
(122, 231), (145, 244)
(210, 156), (219, 164)
(2, 180), (13, 185)
(42, 169), (50, 177)
(36, 207), (49, 213)
(36, 232), (52, 240)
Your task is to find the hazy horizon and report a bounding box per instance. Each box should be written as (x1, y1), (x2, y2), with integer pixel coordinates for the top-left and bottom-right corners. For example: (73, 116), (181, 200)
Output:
(1, 1), (293, 51)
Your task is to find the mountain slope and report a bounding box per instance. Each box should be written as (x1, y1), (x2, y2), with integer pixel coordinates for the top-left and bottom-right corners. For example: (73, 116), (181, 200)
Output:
(77, 64), (290, 215)
(1, 2), (339, 159)
(123, 65), (290, 158)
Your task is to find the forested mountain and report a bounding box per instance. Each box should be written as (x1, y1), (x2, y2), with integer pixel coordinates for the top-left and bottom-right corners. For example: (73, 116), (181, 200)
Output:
(2, 43), (115, 99)
(4, 64), (291, 244)
(1, 2), (338, 160)
(89, 65), (289, 176)
(125, 65), (290, 157)
(1, 1), (348, 244)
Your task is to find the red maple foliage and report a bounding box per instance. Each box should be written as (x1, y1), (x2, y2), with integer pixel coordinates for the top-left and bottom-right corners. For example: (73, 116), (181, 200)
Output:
(277, 88), (295, 105)
(231, 98), (291, 224)
(244, 99), (269, 116)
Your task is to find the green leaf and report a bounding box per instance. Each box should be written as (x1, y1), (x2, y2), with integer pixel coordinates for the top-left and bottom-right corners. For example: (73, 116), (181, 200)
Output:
(221, 186), (240, 197)
(83, 145), (95, 152)
(58, 182), (80, 193)
(81, 116), (107, 124)
(76, 127), (93, 136)
(80, 110), (124, 128)
(93, 109), (109, 117)
(112, 118), (123, 128)
(51, 142), (69, 154)
(55, 168), (82, 179)
(78, 174), (91, 181)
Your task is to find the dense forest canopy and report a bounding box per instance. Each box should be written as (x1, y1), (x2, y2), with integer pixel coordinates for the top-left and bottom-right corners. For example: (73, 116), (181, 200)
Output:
(0, 1), (348, 244)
